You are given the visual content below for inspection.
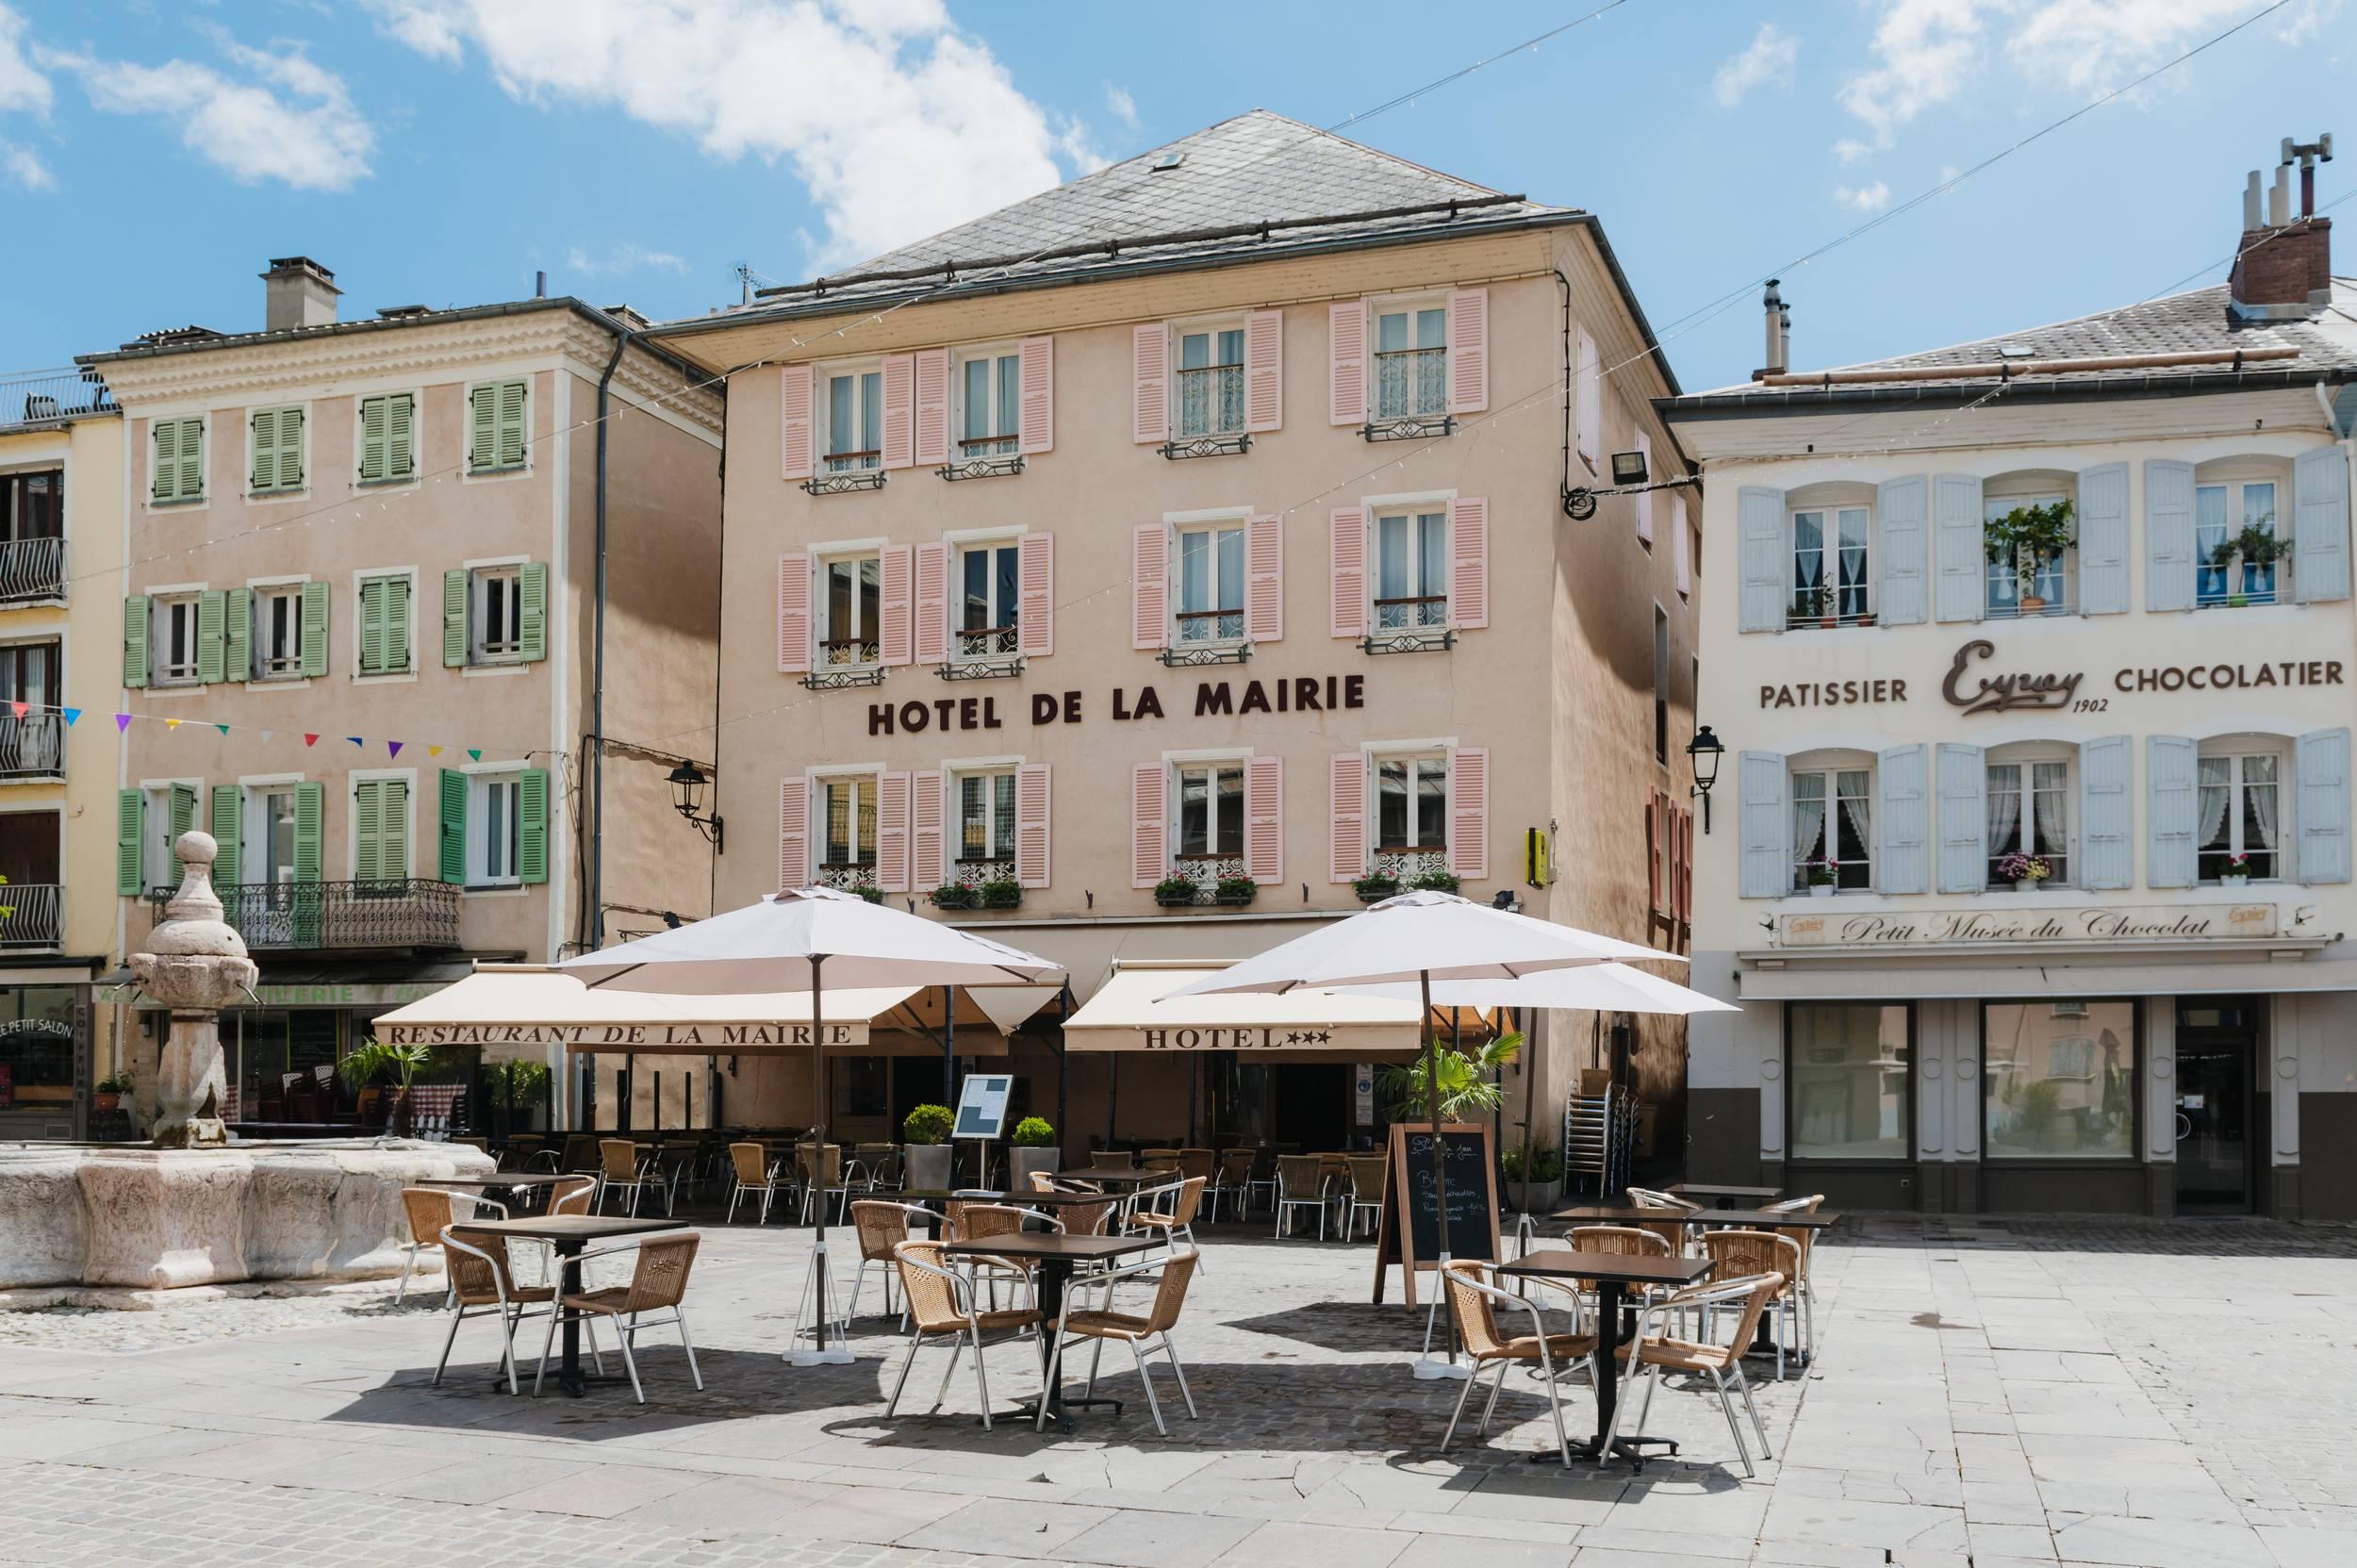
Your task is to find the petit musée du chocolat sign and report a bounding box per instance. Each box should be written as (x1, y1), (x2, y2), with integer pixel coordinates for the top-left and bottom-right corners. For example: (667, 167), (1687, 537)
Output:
(1775, 901), (2279, 949)
(1757, 639), (2345, 715)
(871, 673), (1368, 734)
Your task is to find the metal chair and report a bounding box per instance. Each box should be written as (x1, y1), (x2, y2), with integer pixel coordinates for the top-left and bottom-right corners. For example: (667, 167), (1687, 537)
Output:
(1762, 1194), (1824, 1359)
(597, 1138), (657, 1216)
(1210, 1147), (1257, 1221)
(435, 1224), (566, 1395)
(1700, 1229), (1806, 1378)
(1273, 1154), (1328, 1240)
(1338, 1156), (1386, 1241)
(1038, 1248), (1202, 1436)
(725, 1140), (786, 1224)
(535, 1232), (704, 1403)
(1440, 1258), (1597, 1467)
(885, 1240), (1042, 1431)
(396, 1186), (505, 1304)
(847, 1199), (934, 1325)
(1128, 1176), (1206, 1263)
(1089, 1149), (1137, 1172)
(1602, 1272), (1783, 1477)
(797, 1142), (850, 1225)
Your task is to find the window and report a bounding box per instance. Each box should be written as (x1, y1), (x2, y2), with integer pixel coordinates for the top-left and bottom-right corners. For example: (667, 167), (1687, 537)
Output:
(955, 771), (1018, 867)
(2196, 479), (2280, 606)
(1176, 521), (1244, 644)
(358, 393), (416, 484)
(144, 783), (197, 892)
(0, 988), (78, 1120)
(1790, 504), (1871, 626)
(958, 351), (1021, 457)
(1376, 756), (1446, 850)
(0, 642), (59, 778)
(1175, 326), (1244, 437)
(1176, 762), (1244, 859)
(1652, 606), (1670, 765)
(1986, 757), (2070, 886)
(820, 775), (878, 867)
(253, 586), (306, 680)
(467, 380), (526, 473)
(1788, 1002), (1911, 1160)
(956, 541), (1021, 657)
(150, 417), (205, 503)
(248, 788), (300, 885)
(1574, 329), (1601, 469)
(153, 593), (202, 686)
(248, 406), (305, 495)
(1984, 1000), (2134, 1160)
(1374, 508), (1448, 632)
(352, 777), (409, 883)
(1791, 765), (1871, 890)
(2198, 751), (2282, 882)
(818, 554), (882, 667)
(1373, 305), (1446, 419)
(470, 773), (523, 887)
(823, 367), (883, 472)
(471, 568), (522, 663)
(357, 574), (409, 676)
(1985, 491), (2072, 618)
(2, 470), (62, 541)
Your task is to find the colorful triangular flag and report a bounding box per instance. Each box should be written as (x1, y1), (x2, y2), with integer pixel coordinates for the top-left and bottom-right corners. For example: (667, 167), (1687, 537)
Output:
(8, 701), (25, 720)
(165, 718), (182, 731)
(257, 730), (273, 744)
(468, 749), (482, 762)
(387, 741), (404, 759)
(116, 714), (133, 734)
(346, 736), (363, 748)
(427, 745), (442, 758)
(215, 723), (231, 736)
(304, 734), (320, 747)
(61, 709), (79, 727)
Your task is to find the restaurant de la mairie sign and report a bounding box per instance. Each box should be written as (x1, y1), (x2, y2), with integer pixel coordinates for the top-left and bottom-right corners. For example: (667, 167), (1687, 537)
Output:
(1757, 639), (2346, 714)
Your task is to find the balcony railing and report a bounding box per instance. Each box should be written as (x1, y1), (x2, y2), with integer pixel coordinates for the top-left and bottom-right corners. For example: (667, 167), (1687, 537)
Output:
(1176, 364), (1244, 438)
(146, 879), (461, 951)
(1374, 348), (1446, 420)
(0, 884), (61, 949)
(0, 538), (64, 603)
(0, 368), (113, 434)
(0, 713), (62, 780)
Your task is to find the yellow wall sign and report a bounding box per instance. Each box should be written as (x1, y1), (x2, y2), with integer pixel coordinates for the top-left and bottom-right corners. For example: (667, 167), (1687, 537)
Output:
(1525, 828), (1554, 890)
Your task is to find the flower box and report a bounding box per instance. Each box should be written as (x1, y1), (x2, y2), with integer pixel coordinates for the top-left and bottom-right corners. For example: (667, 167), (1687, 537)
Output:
(980, 879), (1023, 910)
(1354, 874), (1401, 903)
(931, 884), (981, 910)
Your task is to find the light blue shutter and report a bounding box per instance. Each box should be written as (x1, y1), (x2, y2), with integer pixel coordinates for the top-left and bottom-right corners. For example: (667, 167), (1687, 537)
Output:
(2297, 728), (2351, 884)
(2294, 446), (2350, 602)
(1737, 487), (1786, 633)
(1935, 742), (1986, 894)
(2144, 460), (2196, 612)
(2078, 734), (2133, 889)
(1933, 473), (1984, 622)
(1875, 743), (1929, 894)
(2147, 735), (2197, 888)
(2076, 463), (2130, 615)
(1738, 751), (1788, 898)
(1874, 476), (1928, 625)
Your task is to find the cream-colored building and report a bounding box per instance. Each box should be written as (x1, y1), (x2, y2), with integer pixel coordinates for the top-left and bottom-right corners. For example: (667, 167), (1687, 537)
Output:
(647, 112), (1700, 1162)
(0, 368), (124, 1139)
(1666, 168), (2357, 1218)
(84, 259), (724, 1130)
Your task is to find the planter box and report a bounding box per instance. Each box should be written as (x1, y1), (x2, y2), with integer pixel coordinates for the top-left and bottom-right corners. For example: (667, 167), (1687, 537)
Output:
(902, 1144), (953, 1192)
(1504, 1177), (1563, 1214)
(1154, 890), (1199, 908)
(1008, 1146), (1061, 1189)
(981, 890), (1023, 911)
(1807, 883), (1835, 899)
(931, 890), (980, 911)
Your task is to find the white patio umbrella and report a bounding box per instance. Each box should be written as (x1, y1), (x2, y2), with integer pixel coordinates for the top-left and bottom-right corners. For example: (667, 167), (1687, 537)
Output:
(560, 887), (1063, 1363)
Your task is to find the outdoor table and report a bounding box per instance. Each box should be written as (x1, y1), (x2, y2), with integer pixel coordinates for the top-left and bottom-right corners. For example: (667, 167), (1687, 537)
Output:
(1551, 1205), (1840, 1366)
(1496, 1249), (1711, 1470)
(1663, 1181), (1783, 1204)
(417, 1173), (576, 1214)
(1049, 1168), (1163, 1188)
(455, 1214), (684, 1395)
(940, 1230), (1160, 1432)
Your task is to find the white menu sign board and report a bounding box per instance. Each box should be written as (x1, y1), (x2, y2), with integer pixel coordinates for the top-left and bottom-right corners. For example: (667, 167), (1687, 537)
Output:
(953, 1073), (1014, 1140)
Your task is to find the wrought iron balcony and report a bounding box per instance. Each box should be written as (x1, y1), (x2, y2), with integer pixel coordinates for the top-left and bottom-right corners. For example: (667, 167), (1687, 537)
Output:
(145, 879), (461, 952)
(1373, 847), (1448, 881)
(0, 538), (65, 603)
(0, 368), (113, 433)
(802, 636), (886, 690)
(1373, 349), (1446, 421)
(0, 884), (61, 949)
(0, 713), (62, 781)
(1176, 365), (1244, 440)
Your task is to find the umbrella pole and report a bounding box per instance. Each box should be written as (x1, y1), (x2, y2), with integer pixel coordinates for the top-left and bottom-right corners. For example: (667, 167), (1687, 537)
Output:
(1414, 967), (1466, 1378)
(795, 951), (851, 1365)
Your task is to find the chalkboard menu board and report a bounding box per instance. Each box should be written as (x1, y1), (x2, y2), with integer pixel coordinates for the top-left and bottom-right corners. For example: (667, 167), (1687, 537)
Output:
(1372, 1121), (1498, 1308)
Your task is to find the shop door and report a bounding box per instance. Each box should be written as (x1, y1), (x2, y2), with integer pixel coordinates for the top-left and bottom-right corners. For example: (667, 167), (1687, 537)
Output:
(2174, 1000), (2256, 1213)
(1272, 1063), (1349, 1152)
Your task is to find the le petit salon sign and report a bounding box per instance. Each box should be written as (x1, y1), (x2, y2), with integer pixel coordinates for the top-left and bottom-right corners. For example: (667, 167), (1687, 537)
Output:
(1773, 901), (2279, 949)
(1757, 640), (2345, 714)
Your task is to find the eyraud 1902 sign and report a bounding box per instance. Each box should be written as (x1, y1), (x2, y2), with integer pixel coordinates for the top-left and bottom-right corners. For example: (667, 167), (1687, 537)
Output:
(1773, 902), (2279, 949)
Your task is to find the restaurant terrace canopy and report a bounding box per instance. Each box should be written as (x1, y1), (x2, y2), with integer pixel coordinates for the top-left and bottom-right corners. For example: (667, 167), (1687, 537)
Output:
(1061, 961), (1456, 1058)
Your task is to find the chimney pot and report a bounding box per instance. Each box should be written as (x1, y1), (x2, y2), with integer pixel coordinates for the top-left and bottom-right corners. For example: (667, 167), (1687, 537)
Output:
(2232, 144), (2332, 317)
(260, 256), (340, 332)
(2268, 165), (2292, 227)
(1760, 280), (1786, 376)
(2243, 171), (2263, 231)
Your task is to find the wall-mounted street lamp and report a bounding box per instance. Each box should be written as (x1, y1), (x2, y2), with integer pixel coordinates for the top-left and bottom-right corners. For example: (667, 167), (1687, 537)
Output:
(667, 761), (724, 853)
(1686, 725), (1724, 834)
(1563, 447), (1702, 521)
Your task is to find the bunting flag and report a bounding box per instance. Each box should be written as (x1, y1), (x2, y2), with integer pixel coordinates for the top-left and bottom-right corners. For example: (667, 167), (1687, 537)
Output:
(346, 736), (363, 748)
(387, 741), (404, 759)
(116, 714), (132, 733)
(0, 698), (528, 766)
(216, 723), (231, 736)
(61, 709), (79, 727)
(427, 745), (442, 758)
(8, 701), (24, 719)
(304, 734), (320, 747)
(468, 750), (482, 762)
(258, 731), (273, 743)
(165, 718), (182, 731)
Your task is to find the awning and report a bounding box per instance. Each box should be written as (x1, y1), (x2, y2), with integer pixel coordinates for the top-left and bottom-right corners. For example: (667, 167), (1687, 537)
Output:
(1062, 961), (1433, 1055)
(1738, 954), (2357, 1001)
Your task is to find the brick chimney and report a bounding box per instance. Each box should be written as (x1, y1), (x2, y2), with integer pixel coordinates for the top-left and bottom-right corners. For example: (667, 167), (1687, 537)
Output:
(260, 256), (340, 332)
(2230, 135), (2333, 319)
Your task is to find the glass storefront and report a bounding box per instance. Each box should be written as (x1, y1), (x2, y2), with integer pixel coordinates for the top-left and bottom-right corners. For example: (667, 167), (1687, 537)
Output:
(0, 985), (81, 1136)
(1788, 1002), (1911, 1159)
(1984, 999), (2135, 1159)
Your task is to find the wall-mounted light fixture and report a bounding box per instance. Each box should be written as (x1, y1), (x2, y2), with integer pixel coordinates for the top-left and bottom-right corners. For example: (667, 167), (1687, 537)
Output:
(1687, 725), (1724, 834)
(1563, 446), (1701, 521)
(666, 762), (724, 853)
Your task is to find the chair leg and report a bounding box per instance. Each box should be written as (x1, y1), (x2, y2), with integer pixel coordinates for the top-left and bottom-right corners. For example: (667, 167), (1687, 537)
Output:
(1636, 1351), (1660, 1432)
(727, 1183), (741, 1223)
(614, 1317), (645, 1404)
(1441, 1355), (1482, 1451)
(1037, 1334), (1066, 1432)
(496, 1305), (521, 1395)
(1129, 1338), (1167, 1436)
(1476, 1354), (1510, 1435)
(430, 1302), (465, 1386)
(533, 1304), (561, 1395)
(676, 1307), (703, 1392)
(844, 1259), (866, 1326)
(1734, 1364), (1772, 1461)
(972, 1328), (994, 1431)
(396, 1246), (417, 1306)
(1085, 1335), (1106, 1399)
(932, 1337), (963, 1412)
(885, 1331), (924, 1416)
(1538, 1344), (1573, 1468)
(1713, 1369), (1754, 1478)
(1161, 1333), (1197, 1420)
(1597, 1360), (1636, 1471)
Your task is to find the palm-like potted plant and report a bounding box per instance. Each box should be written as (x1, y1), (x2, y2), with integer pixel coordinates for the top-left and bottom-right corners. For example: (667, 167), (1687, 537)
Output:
(337, 1037), (442, 1136)
(1008, 1115), (1060, 1186)
(1377, 1031), (1523, 1123)
(1984, 499), (2074, 613)
(902, 1102), (955, 1191)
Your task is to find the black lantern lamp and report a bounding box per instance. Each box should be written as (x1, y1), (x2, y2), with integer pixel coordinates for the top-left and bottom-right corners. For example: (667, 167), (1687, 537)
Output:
(1686, 725), (1724, 834)
(668, 760), (724, 852)
(1609, 449), (1649, 486)
(1562, 445), (1691, 521)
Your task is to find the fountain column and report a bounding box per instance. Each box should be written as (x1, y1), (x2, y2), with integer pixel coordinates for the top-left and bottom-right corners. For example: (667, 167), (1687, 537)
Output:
(133, 831), (258, 1149)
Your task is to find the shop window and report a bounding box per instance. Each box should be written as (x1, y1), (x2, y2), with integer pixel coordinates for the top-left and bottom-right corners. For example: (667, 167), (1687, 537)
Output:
(1983, 1000), (2134, 1160)
(1788, 1002), (1911, 1160)
(0, 987), (78, 1119)
(1791, 763), (1871, 891)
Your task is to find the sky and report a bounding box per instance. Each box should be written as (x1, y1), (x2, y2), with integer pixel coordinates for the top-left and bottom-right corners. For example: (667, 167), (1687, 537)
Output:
(0, 0), (2349, 393)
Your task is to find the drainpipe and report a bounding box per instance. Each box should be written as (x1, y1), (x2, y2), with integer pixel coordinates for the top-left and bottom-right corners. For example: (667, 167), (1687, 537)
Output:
(1553, 270), (1574, 506)
(589, 323), (630, 952)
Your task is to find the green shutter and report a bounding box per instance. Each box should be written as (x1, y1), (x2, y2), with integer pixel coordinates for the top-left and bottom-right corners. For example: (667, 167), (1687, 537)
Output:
(387, 393), (415, 479)
(519, 562), (547, 662)
(497, 380), (527, 470)
(384, 573), (410, 672)
(196, 590), (226, 684)
(354, 778), (408, 883)
(116, 790), (143, 896)
(383, 778), (409, 881)
(250, 407), (304, 492)
(151, 421), (177, 503)
(301, 580), (327, 677)
(293, 782), (322, 946)
(167, 783), (197, 889)
(359, 577), (386, 675)
(275, 407), (305, 490)
(223, 587), (250, 682)
(358, 396), (387, 483)
(443, 569), (469, 667)
(123, 596), (149, 687)
(250, 409), (277, 491)
(469, 385), (497, 471)
(177, 420), (204, 499)
(210, 786), (240, 886)
(360, 575), (412, 675)
(353, 780), (381, 883)
(519, 767), (549, 884)
(439, 768), (468, 884)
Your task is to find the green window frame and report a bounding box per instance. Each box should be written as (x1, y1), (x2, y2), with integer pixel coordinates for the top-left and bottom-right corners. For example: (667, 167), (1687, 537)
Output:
(357, 393), (416, 484)
(468, 380), (528, 474)
(249, 406), (305, 495)
(150, 418), (205, 503)
(357, 573), (412, 676)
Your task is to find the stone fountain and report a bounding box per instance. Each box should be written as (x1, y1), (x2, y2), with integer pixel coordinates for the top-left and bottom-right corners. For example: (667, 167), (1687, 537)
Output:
(134, 831), (256, 1149)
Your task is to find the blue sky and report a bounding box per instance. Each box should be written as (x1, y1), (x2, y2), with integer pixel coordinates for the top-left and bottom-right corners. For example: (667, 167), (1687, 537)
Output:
(0, 1), (2349, 390)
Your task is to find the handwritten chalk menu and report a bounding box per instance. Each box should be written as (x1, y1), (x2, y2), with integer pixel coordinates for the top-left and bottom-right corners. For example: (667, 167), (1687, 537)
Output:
(1372, 1121), (1498, 1309)
(952, 1073), (1014, 1141)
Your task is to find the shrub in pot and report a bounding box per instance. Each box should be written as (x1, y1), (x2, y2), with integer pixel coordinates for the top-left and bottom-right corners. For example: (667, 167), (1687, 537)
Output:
(1008, 1114), (1060, 1186)
(902, 1102), (955, 1190)
(1213, 874), (1258, 905)
(1153, 875), (1199, 906)
(1353, 872), (1400, 903)
(1500, 1141), (1564, 1214)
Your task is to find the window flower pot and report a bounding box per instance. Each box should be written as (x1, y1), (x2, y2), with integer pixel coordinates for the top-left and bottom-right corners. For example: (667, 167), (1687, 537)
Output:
(1806, 883), (1834, 899)
(1354, 875), (1401, 903)
(1153, 880), (1200, 907)
(980, 880), (1023, 910)
(931, 885), (981, 910)
(2223, 872), (2251, 888)
(1213, 877), (1258, 906)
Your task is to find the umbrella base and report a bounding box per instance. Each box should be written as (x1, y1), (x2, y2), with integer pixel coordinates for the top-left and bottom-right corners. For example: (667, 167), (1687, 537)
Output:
(1411, 1357), (1473, 1380)
(786, 1347), (858, 1367)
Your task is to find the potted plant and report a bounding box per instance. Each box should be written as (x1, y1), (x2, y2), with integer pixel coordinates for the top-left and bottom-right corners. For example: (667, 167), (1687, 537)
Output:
(337, 1037), (442, 1136)
(1409, 869), (1461, 894)
(93, 1068), (132, 1114)
(486, 1058), (551, 1134)
(1997, 851), (2052, 891)
(2222, 852), (2252, 888)
(1009, 1115), (1061, 1186)
(1984, 499), (2074, 613)
(1213, 874), (1258, 906)
(980, 877), (1023, 910)
(1804, 857), (1838, 898)
(931, 880), (980, 910)
(1353, 871), (1401, 903)
(902, 1102), (955, 1191)
(1813, 581), (1837, 628)
(1378, 1032), (1522, 1123)
(1154, 875), (1200, 907)
(1501, 1138), (1564, 1215)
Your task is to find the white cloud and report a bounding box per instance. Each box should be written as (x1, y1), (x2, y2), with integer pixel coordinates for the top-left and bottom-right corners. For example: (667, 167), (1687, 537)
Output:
(1834, 180), (1892, 211)
(4, 142), (49, 189)
(1713, 22), (1799, 107)
(0, 5), (47, 114)
(369, 0), (1094, 268)
(43, 36), (371, 190)
(568, 242), (693, 276)
(1104, 83), (1138, 129)
(1838, 0), (1985, 150)
(2002, 0), (2326, 96)
(1833, 137), (1872, 164)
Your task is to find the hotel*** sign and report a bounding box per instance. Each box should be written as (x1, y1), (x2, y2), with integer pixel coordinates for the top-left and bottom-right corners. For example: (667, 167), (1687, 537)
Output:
(1773, 901), (2281, 949)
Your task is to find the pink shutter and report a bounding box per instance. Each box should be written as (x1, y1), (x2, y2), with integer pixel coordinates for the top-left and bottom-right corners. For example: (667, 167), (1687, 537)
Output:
(1130, 764), (1166, 888)
(1449, 497), (1489, 630)
(1634, 431), (1655, 545)
(1245, 513), (1283, 644)
(877, 771), (911, 893)
(914, 543), (949, 665)
(777, 775), (808, 891)
(878, 545), (913, 666)
(1447, 288), (1489, 414)
(1132, 522), (1168, 650)
(880, 354), (914, 470)
(913, 349), (950, 466)
(780, 365), (813, 481)
(1646, 790), (1665, 915)
(1018, 336), (1053, 454)
(1447, 748), (1489, 880)
(1673, 494), (1691, 595)
(1328, 301), (1366, 426)
(1245, 755), (1282, 884)
(1244, 308), (1282, 433)
(1329, 752), (1367, 883)
(1329, 506), (1367, 638)
(1015, 763), (1051, 888)
(776, 552), (811, 673)
(1018, 532), (1054, 658)
(913, 769), (947, 891)
(1132, 323), (1168, 445)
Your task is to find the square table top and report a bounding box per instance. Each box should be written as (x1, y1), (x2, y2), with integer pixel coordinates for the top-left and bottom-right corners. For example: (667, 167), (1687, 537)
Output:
(416, 1174), (575, 1189)
(1007, 1189), (1131, 1209)
(454, 1215), (684, 1243)
(1553, 1205), (1841, 1229)
(941, 1231), (1159, 1263)
(1499, 1250), (1713, 1288)
(1050, 1168), (1166, 1186)
(1665, 1182), (1784, 1201)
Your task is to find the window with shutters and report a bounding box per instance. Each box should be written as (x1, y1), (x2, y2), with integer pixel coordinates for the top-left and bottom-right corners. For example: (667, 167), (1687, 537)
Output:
(952, 769), (1018, 875)
(1790, 503), (1872, 627)
(469, 770), (524, 887)
(356, 392), (418, 485)
(1175, 520), (1245, 645)
(954, 347), (1022, 458)
(1172, 323), (1246, 437)
(151, 593), (202, 686)
(247, 406), (305, 496)
(351, 775), (411, 885)
(141, 784), (190, 893)
(819, 364), (884, 472)
(2194, 467), (2287, 608)
(356, 572), (412, 676)
(2197, 742), (2287, 882)
(150, 417), (206, 504)
(470, 567), (522, 663)
(1986, 749), (2073, 886)
(466, 380), (528, 474)
(1984, 483), (2076, 618)
(244, 785), (302, 886)
(954, 539), (1021, 660)
(252, 584), (306, 681)
(1371, 752), (1447, 883)
(1653, 605), (1671, 765)
(1791, 755), (1873, 891)
(1175, 762), (1245, 868)
(1373, 506), (1448, 634)
(816, 772), (880, 888)
(1371, 300), (1446, 421)
(817, 553), (882, 668)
